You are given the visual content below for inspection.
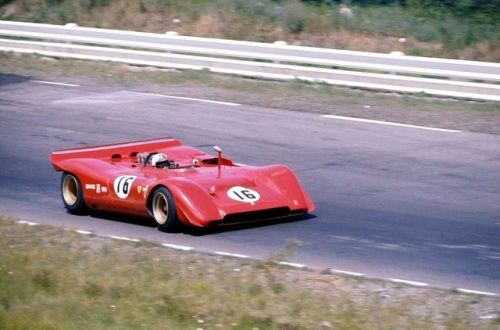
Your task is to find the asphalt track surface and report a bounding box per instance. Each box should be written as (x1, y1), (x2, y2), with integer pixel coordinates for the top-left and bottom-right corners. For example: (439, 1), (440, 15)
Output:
(1, 73), (500, 294)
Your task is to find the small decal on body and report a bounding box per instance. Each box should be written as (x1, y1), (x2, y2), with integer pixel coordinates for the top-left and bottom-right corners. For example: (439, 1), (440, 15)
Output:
(85, 184), (96, 190)
(136, 185), (149, 199)
(227, 186), (260, 205)
(113, 175), (137, 199)
(85, 183), (107, 194)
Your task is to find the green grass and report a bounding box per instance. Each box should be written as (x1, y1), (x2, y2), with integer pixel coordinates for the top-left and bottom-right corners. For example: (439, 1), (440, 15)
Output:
(1, 218), (499, 329)
(328, 4), (499, 52)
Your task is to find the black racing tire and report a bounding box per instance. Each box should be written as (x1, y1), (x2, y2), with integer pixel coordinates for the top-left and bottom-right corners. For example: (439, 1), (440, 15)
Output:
(60, 172), (87, 214)
(151, 187), (180, 232)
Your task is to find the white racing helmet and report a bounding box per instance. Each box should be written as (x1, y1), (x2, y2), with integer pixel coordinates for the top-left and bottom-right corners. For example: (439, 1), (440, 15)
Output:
(150, 153), (168, 166)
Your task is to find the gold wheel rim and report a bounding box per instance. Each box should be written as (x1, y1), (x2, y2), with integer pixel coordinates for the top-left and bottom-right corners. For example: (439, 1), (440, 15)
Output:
(153, 193), (169, 225)
(62, 174), (78, 206)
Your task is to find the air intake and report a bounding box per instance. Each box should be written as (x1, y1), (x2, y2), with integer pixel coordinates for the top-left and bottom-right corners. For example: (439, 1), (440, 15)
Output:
(222, 207), (293, 224)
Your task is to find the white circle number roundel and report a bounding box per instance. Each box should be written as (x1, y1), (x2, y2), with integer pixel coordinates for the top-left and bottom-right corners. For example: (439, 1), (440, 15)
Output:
(113, 175), (137, 199)
(227, 186), (260, 204)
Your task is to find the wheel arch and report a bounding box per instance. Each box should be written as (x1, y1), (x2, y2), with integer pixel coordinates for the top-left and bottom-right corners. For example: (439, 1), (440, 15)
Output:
(60, 171), (87, 214)
(145, 180), (220, 227)
(146, 183), (190, 225)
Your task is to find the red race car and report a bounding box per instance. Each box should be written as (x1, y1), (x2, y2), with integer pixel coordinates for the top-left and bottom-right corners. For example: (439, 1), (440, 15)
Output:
(49, 137), (315, 232)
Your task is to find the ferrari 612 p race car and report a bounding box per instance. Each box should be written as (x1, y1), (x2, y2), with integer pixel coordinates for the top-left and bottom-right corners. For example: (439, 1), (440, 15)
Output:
(49, 137), (315, 232)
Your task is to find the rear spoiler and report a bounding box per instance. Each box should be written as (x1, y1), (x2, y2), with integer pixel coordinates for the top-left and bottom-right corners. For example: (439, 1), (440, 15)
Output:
(49, 137), (182, 171)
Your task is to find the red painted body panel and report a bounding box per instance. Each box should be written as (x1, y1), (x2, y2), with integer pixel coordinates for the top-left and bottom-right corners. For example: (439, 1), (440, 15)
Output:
(49, 137), (315, 227)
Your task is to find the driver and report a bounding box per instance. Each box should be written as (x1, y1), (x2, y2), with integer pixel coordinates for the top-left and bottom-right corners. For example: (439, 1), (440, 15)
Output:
(150, 153), (168, 167)
(137, 152), (178, 169)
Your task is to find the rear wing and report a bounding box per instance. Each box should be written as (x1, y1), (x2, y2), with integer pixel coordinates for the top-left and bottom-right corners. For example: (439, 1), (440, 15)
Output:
(49, 137), (182, 171)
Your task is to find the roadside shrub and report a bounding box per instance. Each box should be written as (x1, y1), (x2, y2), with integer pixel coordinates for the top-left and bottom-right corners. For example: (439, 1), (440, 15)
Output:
(231, 0), (278, 23)
(212, 0), (278, 24)
(283, 2), (309, 33)
(172, 0), (210, 20)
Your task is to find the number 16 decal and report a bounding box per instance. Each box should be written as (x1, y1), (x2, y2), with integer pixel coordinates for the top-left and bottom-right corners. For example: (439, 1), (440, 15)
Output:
(227, 186), (260, 204)
(114, 175), (137, 199)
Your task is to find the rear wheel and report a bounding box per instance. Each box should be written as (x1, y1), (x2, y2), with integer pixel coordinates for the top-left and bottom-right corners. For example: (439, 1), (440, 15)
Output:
(61, 172), (86, 214)
(151, 187), (179, 232)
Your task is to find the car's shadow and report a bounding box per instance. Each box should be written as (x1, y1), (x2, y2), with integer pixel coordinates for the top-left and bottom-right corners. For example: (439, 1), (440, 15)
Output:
(79, 210), (316, 236)
(184, 214), (316, 236)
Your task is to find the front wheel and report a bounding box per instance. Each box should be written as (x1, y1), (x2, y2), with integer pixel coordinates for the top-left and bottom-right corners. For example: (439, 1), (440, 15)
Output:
(151, 187), (180, 232)
(61, 172), (86, 214)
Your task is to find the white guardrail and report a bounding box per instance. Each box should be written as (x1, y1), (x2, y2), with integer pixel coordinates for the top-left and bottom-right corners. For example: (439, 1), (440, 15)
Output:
(1, 20), (499, 101)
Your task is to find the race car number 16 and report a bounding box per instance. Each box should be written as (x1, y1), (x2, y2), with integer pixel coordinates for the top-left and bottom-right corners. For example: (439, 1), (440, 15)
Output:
(227, 186), (260, 204)
(114, 175), (137, 199)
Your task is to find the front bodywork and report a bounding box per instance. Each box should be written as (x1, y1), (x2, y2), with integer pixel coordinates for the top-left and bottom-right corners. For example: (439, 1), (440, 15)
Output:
(49, 137), (315, 227)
